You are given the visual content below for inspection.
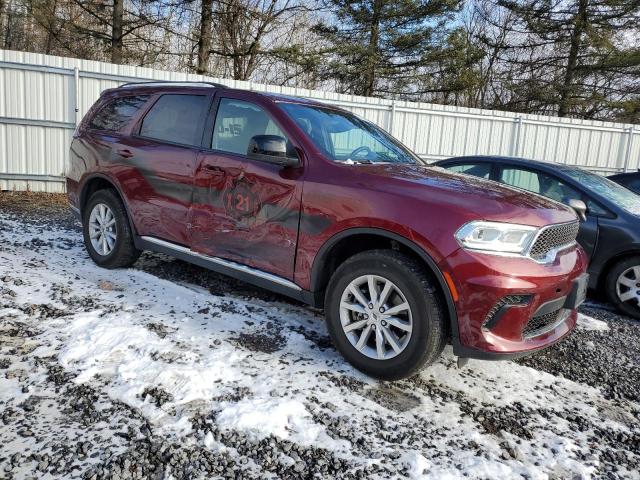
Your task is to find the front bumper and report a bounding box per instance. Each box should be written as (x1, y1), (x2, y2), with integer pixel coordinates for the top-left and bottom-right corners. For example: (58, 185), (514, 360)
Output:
(441, 244), (588, 360)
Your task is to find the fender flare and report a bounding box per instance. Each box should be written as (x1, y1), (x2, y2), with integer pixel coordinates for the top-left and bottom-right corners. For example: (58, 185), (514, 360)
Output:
(594, 247), (640, 289)
(310, 227), (459, 340)
(79, 173), (138, 234)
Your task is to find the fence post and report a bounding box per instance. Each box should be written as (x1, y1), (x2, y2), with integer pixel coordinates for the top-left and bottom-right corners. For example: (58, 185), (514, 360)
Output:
(623, 126), (635, 172)
(388, 101), (396, 135)
(512, 116), (523, 157)
(73, 66), (80, 126)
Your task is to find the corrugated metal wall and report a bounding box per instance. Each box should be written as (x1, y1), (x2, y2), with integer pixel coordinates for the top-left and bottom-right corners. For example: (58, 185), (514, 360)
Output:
(1, 49), (639, 193)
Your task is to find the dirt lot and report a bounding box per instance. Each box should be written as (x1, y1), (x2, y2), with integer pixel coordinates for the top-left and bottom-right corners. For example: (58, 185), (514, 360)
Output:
(1, 191), (639, 479)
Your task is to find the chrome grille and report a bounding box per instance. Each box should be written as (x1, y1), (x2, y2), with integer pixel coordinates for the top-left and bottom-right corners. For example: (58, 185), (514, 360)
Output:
(522, 309), (564, 338)
(529, 221), (579, 260)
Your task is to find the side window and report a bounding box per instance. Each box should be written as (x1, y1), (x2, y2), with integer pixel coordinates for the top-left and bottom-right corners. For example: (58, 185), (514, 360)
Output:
(212, 98), (288, 155)
(500, 168), (581, 205)
(88, 95), (149, 131)
(447, 163), (491, 179)
(139, 94), (210, 146)
(500, 168), (541, 193)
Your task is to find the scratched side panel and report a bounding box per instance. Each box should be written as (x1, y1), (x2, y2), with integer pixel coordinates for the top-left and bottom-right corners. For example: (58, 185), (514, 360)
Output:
(68, 132), (115, 207)
(109, 136), (196, 245)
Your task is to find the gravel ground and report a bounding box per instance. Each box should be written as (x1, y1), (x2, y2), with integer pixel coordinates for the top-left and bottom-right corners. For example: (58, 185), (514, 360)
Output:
(1, 191), (639, 479)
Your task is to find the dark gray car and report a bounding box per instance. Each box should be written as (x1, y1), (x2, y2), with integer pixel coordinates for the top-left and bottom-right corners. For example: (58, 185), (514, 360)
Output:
(436, 155), (640, 319)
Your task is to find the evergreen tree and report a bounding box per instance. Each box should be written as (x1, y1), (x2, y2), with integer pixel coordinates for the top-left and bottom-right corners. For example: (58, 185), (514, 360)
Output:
(421, 27), (486, 106)
(494, 0), (640, 118)
(314, 0), (463, 97)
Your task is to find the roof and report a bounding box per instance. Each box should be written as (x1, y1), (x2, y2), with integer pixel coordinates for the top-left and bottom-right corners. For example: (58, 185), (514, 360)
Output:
(112, 81), (346, 111)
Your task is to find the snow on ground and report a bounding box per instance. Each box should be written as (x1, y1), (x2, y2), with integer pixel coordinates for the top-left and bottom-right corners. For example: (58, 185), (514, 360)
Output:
(1, 201), (639, 479)
(577, 313), (610, 331)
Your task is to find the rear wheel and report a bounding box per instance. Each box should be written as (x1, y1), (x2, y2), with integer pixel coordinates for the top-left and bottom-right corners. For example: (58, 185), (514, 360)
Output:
(82, 189), (141, 269)
(324, 250), (447, 380)
(606, 256), (640, 319)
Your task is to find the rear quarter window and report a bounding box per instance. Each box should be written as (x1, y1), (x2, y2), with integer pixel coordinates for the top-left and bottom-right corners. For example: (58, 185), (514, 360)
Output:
(88, 95), (149, 132)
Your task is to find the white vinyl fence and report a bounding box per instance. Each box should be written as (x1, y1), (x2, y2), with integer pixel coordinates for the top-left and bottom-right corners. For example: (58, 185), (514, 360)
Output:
(1, 49), (639, 193)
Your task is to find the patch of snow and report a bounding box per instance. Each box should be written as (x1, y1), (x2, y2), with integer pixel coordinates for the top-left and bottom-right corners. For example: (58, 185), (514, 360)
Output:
(217, 397), (348, 451)
(577, 313), (610, 331)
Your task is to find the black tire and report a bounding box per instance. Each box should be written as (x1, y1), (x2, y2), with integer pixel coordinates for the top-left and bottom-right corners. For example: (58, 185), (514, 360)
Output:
(605, 256), (640, 319)
(324, 250), (447, 380)
(82, 189), (141, 269)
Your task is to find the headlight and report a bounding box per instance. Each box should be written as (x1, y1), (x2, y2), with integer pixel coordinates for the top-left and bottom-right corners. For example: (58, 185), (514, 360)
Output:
(455, 221), (538, 255)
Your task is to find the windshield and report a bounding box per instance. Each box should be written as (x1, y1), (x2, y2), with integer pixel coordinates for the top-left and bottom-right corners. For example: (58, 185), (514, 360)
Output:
(279, 102), (419, 164)
(563, 168), (640, 215)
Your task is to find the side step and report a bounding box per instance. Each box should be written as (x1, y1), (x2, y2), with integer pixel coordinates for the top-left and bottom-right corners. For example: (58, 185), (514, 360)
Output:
(136, 235), (313, 304)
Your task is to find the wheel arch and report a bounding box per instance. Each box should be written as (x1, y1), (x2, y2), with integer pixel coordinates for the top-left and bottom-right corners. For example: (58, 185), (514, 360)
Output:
(309, 227), (458, 336)
(597, 249), (640, 291)
(79, 174), (137, 234)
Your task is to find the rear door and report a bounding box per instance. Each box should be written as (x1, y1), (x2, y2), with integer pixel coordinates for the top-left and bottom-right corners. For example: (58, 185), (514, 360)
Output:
(189, 95), (303, 280)
(497, 166), (599, 259)
(120, 92), (211, 245)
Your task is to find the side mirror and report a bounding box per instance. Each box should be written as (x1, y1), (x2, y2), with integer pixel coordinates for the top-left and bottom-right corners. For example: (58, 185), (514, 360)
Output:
(568, 198), (587, 221)
(247, 135), (299, 167)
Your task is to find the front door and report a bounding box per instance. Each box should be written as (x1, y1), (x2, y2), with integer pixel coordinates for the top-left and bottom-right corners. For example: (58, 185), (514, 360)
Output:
(189, 96), (303, 280)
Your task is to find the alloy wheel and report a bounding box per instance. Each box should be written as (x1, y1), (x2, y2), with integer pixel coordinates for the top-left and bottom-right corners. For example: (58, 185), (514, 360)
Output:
(339, 274), (413, 360)
(89, 203), (117, 256)
(616, 266), (640, 306)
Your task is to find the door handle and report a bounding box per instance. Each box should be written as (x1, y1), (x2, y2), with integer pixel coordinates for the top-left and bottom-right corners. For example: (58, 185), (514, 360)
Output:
(116, 149), (134, 159)
(203, 165), (225, 176)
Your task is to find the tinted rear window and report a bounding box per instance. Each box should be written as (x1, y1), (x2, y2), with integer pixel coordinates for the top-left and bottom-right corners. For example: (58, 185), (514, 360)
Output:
(89, 95), (149, 131)
(139, 94), (210, 146)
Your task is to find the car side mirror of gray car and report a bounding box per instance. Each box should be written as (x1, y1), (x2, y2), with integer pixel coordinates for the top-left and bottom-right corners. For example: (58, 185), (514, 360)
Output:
(247, 135), (299, 168)
(569, 198), (587, 221)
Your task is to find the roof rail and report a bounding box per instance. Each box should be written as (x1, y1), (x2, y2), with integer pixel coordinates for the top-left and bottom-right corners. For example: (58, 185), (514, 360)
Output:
(118, 81), (228, 89)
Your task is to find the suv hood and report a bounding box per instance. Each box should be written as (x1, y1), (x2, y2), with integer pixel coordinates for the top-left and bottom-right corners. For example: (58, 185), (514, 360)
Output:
(358, 163), (577, 227)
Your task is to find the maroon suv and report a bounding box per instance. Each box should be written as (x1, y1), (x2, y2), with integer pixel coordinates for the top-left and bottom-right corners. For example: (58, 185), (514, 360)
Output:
(67, 81), (588, 379)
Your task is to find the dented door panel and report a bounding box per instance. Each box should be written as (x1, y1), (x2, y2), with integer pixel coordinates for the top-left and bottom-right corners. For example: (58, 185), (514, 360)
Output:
(231, 159), (303, 280)
(189, 151), (247, 260)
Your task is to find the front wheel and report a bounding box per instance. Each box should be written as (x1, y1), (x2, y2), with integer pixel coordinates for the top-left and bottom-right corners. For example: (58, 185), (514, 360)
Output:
(324, 250), (447, 380)
(605, 256), (640, 319)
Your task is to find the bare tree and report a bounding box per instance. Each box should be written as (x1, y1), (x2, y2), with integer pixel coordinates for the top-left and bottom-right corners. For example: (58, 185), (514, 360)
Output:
(196, 0), (214, 73)
(111, 0), (124, 63)
(210, 0), (308, 80)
